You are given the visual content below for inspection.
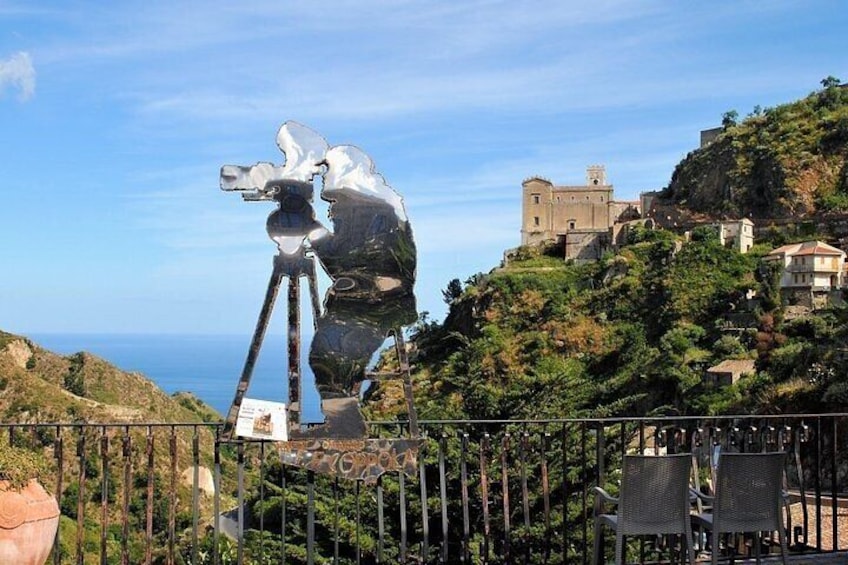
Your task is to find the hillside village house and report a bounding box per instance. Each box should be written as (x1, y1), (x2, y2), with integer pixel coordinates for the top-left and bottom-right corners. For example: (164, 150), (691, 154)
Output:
(764, 239), (847, 310)
(766, 240), (846, 290)
(705, 358), (756, 386)
(714, 218), (754, 253)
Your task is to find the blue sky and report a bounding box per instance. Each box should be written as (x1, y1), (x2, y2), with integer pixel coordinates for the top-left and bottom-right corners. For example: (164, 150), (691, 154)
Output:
(1, 1), (846, 335)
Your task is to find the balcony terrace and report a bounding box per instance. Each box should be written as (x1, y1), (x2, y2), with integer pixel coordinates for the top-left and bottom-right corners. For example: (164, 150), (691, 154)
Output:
(784, 263), (840, 274)
(3, 413), (846, 564)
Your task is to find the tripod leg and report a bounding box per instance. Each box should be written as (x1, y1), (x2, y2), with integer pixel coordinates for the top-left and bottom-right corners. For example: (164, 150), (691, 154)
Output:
(304, 261), (322, 424)
(223, 259), (284, 438)
(287, 276), (301, 430)
(305, 257), (322, 329)
(393, 329), (419, 438)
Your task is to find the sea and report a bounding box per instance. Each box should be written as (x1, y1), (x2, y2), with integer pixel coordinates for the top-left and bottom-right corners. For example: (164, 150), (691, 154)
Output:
(29, 333), (326, 423)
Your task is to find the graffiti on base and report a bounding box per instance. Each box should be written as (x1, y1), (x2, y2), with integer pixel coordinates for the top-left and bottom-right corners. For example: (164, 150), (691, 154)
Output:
(279, 438), (421, 483)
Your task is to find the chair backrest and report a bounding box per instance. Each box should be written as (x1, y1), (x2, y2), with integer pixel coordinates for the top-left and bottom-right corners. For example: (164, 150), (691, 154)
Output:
(618, 453), (692, 535)
(713, 451), (786, 533)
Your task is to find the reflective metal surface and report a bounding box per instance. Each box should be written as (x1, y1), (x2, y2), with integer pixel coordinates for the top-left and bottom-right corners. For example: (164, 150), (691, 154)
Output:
(220, 122), (418, 479)
(310, 145), (417, 397)
(221, 121), (329, 261)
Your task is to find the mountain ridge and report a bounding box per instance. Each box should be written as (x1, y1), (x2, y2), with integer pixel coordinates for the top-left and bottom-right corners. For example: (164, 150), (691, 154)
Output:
(653, 79), (848, 221)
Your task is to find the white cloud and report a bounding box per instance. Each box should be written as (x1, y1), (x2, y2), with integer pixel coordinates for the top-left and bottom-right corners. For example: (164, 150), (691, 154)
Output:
(0, 51), (35, 101)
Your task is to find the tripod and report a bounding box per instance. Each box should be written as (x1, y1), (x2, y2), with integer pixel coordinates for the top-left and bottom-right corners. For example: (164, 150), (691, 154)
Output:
(223, 249), (321, 439)
(222, 247), (420, 442)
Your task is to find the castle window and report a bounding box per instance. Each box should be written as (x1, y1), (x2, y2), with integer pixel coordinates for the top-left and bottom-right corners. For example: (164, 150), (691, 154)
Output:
(600, 196), (604, 202)
(569, 221), (576, 230)
(534, 216), (540, 226)
(532, 194), (540, 204)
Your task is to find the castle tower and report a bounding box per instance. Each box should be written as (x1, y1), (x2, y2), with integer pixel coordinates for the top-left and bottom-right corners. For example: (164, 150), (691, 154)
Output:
(586, 165), (606, 187)
(521, 177), (554, 246)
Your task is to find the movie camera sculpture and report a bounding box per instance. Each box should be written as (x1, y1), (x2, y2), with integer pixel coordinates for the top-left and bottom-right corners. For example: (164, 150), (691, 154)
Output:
(220, 122), (420, 482)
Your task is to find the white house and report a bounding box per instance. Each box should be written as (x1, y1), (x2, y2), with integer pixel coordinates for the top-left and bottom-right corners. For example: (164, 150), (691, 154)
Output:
(766, 240), (846, 290)
(717, 218), (755, 254)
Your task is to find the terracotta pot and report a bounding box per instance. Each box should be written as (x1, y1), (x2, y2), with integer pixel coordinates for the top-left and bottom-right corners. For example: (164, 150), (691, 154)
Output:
(0, 479), (60, 565)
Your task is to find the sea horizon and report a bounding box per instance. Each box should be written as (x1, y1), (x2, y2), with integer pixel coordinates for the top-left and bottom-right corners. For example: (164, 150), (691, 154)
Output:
(27, 332), (325, 423)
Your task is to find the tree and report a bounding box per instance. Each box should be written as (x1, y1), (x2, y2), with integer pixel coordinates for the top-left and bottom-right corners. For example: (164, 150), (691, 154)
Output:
(721, 110), (738, 129)
(63, 352), (86, 396)
(441, 278), (463, 304)
(818, 76), (844, 109)
(820, 75), (841, 89)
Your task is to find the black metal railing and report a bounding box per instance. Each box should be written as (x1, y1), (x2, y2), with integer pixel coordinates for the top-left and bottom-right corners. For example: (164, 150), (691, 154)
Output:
(2, 414), (846, 564)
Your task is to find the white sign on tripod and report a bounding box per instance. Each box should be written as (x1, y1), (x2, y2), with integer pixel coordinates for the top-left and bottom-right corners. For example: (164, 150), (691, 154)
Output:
(235, 398), (288, 441)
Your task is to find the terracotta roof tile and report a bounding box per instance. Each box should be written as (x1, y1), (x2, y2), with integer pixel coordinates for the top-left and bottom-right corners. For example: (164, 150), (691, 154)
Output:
(706, 359), (756, 375)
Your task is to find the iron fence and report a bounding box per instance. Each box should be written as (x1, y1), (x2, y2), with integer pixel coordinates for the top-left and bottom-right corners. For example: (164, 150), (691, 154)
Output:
(2, 414), (846, 564)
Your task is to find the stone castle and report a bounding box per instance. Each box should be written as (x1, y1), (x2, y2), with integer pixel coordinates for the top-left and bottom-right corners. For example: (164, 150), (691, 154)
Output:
(518, 127), (848, 307)
(520, 164), (755, 261)
(520, 165), (640, 260)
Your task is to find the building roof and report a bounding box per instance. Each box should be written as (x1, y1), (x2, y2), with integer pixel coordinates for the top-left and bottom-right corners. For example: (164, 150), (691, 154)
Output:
(706, 359), (756, 375)
(793, 242), (843, 256)
(522, 176), (552, 185)
(768, 240), (845, 258)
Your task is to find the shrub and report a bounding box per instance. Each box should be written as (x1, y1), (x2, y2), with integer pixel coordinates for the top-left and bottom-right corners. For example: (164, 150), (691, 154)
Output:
(0, 444), (52, 490)
(64, 353), (86, 396)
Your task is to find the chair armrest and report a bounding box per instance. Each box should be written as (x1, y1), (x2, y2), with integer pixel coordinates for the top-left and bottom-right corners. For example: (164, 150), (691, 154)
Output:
(593, 486), (619, 506)
(690, 487), (713, 503)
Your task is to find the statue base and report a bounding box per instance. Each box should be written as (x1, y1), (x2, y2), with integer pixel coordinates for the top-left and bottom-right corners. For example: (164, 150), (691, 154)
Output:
(278, 437), (421, 483)
(289, 397), (367, 440)
(284, 397), (419, 483)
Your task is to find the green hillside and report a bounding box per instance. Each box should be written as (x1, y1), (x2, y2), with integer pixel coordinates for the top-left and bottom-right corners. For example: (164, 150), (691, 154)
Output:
(366, 80), (848, 424)
(0, 331), (231, 563)
(366, 230), (848, 422)
(0, 330), (219, 424)
(657, 77), (848, 218)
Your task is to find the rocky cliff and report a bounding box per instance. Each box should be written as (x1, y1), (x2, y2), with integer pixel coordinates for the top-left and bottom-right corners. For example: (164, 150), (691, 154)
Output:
(654, 80), (848, 220)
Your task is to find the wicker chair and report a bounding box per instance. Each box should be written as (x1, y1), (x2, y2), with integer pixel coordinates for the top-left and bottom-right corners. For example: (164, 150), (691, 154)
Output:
(593, 453), (696, 565)
(691, 451), (789, 565)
